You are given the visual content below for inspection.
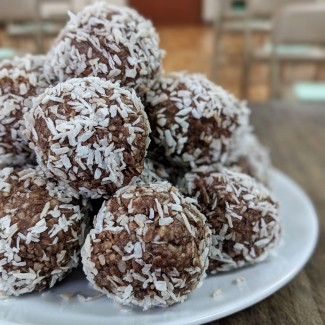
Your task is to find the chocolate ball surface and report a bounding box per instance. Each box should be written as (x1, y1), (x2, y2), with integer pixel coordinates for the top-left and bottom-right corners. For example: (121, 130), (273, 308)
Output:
(82, 182), (211, 309)
(0, 167), (87, 296)
(181, 168), (280, 272)
(227, 132), (272, 185)
(44, 3), (164, 95)
(145, 72), (250, 168)
(25, 77), (151, 198)
(0, 55), (48, 166)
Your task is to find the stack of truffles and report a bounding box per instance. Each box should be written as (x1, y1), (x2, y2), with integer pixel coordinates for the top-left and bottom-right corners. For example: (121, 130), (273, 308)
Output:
(0, 3), (281, 310)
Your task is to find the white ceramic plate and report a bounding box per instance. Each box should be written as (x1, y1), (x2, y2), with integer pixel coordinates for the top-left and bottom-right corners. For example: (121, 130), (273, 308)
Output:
(0, 170), (319, 325)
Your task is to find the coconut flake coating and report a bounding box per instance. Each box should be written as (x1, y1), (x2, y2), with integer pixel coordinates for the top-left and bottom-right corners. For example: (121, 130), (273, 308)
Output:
(145, 72), (250, 168)
(181, 168), (280, 272)
(0, 55), (48, 166)
(0, 167), (87, 296)
(146, 148), (190, 186)
(25, 77), (151, 199)
(226, 132), (272, 186)
(82, 182), (211, 310)
(44, 3), (164, 95)
(137, 157), (185, 185)
(137, 158), (171, 184)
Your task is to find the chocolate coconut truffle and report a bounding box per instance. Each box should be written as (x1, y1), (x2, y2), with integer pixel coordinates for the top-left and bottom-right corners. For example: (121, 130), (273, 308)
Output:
(25, 77), (151, 199)
(145, 72), (250, 168)
(82, 182), (211, 310)
(181, 168), (280, 272)
(0, 54), (48, 166)
(44, 3), (164, 95)
(226, 132), (272, 185)
(0, 167), (87, 296)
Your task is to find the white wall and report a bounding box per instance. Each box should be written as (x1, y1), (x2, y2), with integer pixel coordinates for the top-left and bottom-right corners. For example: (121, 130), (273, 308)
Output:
(202, 0), (220, 23)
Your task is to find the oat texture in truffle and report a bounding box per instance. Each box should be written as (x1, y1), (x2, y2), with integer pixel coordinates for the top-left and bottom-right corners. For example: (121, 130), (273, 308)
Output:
(226, 132), (272, 186)
(0, 55), (48, 166)
(0, 167), (87, 296)
(145, 72), (250, 168)
(44, 2), (164, 95)
(82, 182), (211, 310)
(181, 167), (280, 272)
(25, 77), (151, 199)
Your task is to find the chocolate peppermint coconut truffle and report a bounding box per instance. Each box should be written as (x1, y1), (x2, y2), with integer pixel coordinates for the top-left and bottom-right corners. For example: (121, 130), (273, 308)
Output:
(0, 54), (48, 166)
(226, 132), (272, 185)
(181, 168), (280, 272)
(145, 72), (250, 168)
(82, 182), (211, 310)
(44, 3), (164, 95)
(0, 167), (87, 296)
(25, 77), (151, 199)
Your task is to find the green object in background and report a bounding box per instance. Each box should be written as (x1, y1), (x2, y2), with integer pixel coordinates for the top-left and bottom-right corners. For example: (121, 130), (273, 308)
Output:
(263, 43), (314, 56)
(232, 0), (246, 11)
(293, 82), (325, 102)
(0, 48), (16, 61)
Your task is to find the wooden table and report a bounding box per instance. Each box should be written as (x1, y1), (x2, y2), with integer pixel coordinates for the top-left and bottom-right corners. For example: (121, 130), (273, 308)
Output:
(208, 101), (325, 325)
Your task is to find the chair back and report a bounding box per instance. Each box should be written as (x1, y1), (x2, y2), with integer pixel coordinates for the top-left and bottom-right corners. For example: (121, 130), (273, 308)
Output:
(247, 0), (314, 18)
(220, 0), (236, 12)
(214, 0), (231, 19)
(39, 0), (74, 21)
(247, 0), (276, 17)
(273, 3), (325, 45)
(0, 0), (39, 23)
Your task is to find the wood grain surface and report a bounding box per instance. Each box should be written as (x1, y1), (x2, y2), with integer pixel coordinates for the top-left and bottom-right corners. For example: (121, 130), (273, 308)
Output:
(208, 101), (325, 325)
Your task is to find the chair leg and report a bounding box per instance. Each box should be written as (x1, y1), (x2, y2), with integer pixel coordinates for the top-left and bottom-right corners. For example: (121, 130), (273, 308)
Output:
(241, 15), (251, 99)
(34, 30), (43, 54)
(212, 18), (223, 83)
(270, 58), (280, 100)
(314, 62), (323, 81)
(4, 25), (13, 50)
(212, 33), (222, 83)
(35, 0), (43, 53)
(241, 52), (250, 99)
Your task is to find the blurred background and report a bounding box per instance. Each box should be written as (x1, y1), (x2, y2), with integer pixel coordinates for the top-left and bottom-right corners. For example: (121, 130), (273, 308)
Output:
(0, 0), (325, 102)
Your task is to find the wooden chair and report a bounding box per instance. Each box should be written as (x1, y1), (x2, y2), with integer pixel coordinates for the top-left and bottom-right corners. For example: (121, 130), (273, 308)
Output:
(0, 0), (38, 23)
(5, 0), (73, 54)
(270, 2), (325, 99)
(212, 0), (273, 84)
(241, 0), (322, 99)
(0, 0), (39, 53)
